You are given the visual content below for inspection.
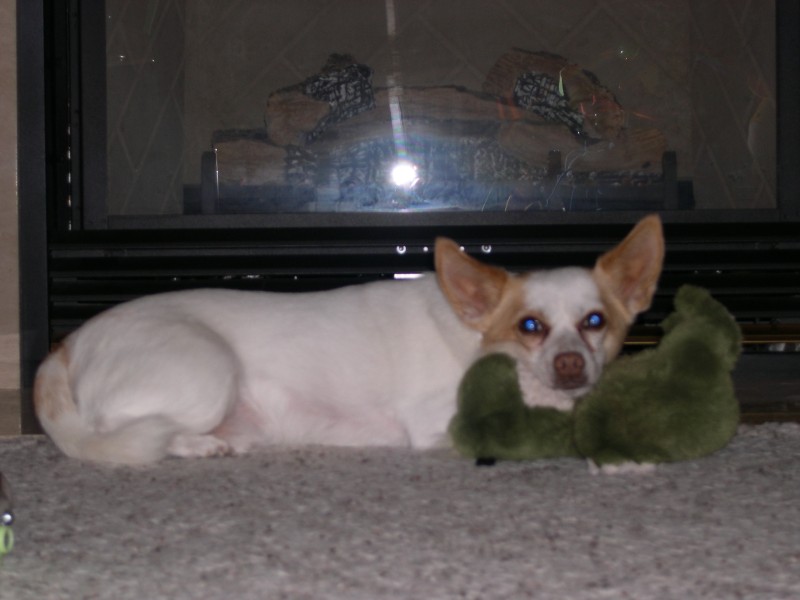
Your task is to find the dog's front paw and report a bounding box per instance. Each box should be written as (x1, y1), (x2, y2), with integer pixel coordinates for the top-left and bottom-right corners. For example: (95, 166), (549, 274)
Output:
(167, 434), (233, 459)
(587, 459), (656, 476)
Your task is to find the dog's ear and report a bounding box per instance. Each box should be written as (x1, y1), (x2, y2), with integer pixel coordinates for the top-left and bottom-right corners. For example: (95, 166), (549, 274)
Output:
(593, 215), (665, 319)
(435, 238), (509, 331)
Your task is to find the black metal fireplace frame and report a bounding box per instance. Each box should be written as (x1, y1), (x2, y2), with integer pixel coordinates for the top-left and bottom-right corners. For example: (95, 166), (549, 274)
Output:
(17, 1), (800, 432)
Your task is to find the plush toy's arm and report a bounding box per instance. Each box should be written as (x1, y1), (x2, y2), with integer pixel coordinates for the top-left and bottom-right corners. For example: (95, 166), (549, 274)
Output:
(449, 353), (579, 461)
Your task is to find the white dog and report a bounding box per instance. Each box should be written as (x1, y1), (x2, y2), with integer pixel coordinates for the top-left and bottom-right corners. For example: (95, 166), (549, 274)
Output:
(34, 215), (664, 465)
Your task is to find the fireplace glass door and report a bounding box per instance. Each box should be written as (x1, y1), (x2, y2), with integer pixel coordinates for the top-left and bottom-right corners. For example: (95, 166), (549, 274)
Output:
(83, 0), (778, 228)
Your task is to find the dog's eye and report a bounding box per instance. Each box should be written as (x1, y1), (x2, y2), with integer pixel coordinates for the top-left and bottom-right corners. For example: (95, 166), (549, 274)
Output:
(518, 317), (544, 334)
(582, 312), (605, 330)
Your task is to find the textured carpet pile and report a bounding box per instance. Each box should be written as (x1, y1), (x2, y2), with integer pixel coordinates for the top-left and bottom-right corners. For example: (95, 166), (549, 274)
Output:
(0, 423), (798, 599)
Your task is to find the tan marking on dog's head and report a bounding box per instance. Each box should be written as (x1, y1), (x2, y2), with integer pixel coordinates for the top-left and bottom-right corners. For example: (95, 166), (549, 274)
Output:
(479, 275), (548, 351)
(480, 267), (627, 362)
(33, 345), (73, 422)
(591, 280), (633, 360)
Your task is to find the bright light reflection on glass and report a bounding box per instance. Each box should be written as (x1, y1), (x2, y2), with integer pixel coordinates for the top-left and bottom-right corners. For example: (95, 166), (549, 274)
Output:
(390, 160), (419, 188)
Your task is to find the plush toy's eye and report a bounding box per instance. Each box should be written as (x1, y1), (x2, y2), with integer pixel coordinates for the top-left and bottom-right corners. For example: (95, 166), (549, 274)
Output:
(518, 316), (545, 334)
(582, 312), (606, 330)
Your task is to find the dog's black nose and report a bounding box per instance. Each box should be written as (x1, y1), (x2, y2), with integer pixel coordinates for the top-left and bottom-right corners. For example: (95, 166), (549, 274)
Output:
(554, 352), (586, 387)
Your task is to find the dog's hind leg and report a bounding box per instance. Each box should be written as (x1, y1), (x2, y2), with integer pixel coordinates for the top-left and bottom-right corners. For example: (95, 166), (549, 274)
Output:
(166, 433), (234, 458)
(35, 347), (180, 465)
(39, 317), (245, 464)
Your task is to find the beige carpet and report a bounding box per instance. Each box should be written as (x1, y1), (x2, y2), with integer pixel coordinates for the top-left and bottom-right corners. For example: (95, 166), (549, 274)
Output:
(1, 423), (799, 599)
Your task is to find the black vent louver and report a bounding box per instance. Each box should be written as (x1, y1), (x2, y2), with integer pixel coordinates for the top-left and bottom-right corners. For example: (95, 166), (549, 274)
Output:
(46, 223), (800, 345)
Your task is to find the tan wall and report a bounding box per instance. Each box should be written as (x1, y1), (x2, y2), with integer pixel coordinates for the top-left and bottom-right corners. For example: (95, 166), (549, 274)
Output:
(0, 0), (20, 434)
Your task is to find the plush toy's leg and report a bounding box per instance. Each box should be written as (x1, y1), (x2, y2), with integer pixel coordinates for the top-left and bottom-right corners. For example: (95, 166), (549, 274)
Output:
(573, 285), (741, 465)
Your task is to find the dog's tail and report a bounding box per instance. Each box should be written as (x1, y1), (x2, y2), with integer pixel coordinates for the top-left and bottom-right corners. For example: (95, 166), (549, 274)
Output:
(34, 347), (177, 465)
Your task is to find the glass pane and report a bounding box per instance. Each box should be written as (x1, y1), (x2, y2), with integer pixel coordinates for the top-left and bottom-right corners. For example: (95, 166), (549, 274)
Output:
(105, 0), (776, 216)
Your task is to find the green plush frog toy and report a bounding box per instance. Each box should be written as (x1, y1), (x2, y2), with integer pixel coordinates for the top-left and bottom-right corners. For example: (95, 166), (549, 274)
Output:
(449, 285), (742, 466)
